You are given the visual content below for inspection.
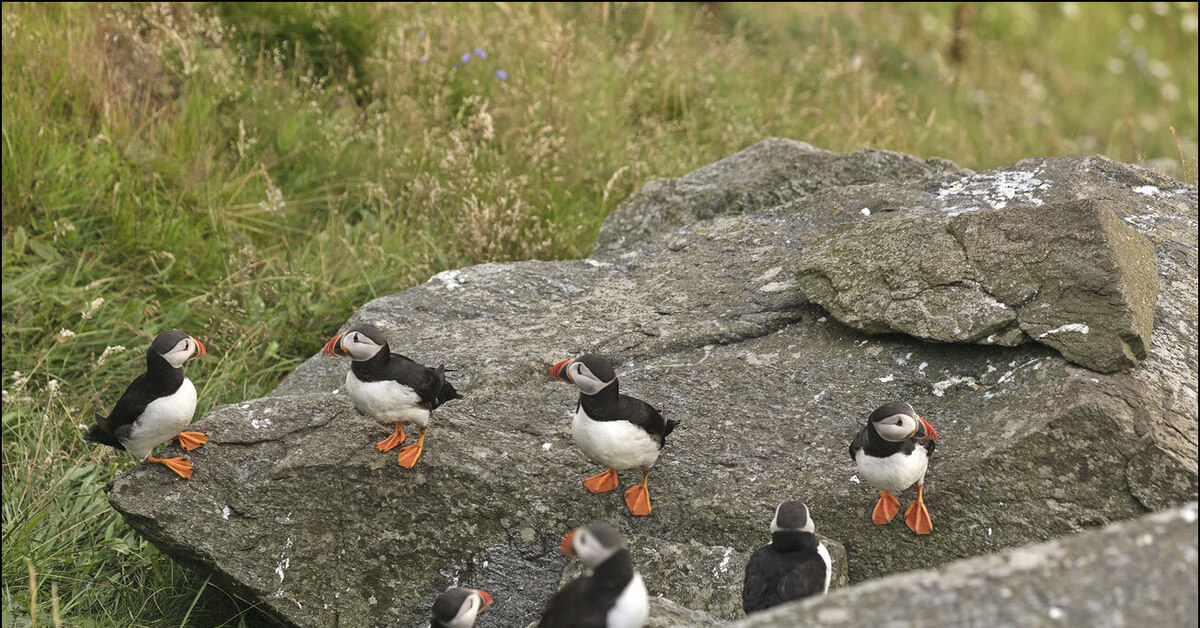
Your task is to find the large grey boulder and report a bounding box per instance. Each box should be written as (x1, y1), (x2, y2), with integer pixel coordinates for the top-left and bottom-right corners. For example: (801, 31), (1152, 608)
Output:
(730, 503), (1199, 628)
(795, 198), (1159, 372)
(108, 140), (1198, 627)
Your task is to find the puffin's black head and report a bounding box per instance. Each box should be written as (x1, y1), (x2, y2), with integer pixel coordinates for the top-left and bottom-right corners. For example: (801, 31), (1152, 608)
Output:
(868, 401), (937, 443)
(560, 521), (625, 567)
(149, 329), (206, 368)
(431, 586), (492, 628)
(771, 501), (815, 534)
(547, 353), (617, 395)
(322, 323), (388, 361)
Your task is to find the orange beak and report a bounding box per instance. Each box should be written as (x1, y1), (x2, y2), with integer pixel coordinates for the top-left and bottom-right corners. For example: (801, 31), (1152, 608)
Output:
(191, 338), (207, 359)
(322, 334), (346, 357)
(560, 528), (578, 556)
(549, 359), (572, 382)
(915, 415), (938, 441)
(475, 589), (493, 611)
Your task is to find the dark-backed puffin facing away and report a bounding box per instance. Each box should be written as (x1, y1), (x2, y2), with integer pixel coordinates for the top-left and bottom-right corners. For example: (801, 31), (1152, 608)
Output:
(430, 587), (492, 628)
(742, 501), (831, 614)
(83, 329), (208, 479)
(538, 522), (648, 628)
(549, 354), (678, 516)
(850, 401), (938, 535)
(323, 323), (461, 468)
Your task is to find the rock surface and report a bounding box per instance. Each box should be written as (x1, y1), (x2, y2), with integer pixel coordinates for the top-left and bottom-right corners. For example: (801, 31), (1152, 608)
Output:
(730, 503), (1200, 628)
(795, 199), (1159, 372)
(108, 139), (1198, 627)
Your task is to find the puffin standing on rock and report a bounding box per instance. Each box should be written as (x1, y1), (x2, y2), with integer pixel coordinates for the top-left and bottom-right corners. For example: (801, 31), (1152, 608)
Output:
(323, 323), (461, 468)
(83, 329), (208, 479)
(850, 401), (938, 535)
(549, 354), (677, 516)
(538, 522), (649, 628)
(430, 587), (492, 628)
(741, 501), (831, 614)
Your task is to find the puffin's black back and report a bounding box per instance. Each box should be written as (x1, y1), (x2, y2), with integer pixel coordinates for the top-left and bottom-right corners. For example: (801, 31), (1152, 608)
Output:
(537, 549), (635, 628)
(84, 344), (185, 450)
(576, 370), (678, 448)
(351, 347), (462, 409)
(742, 531), (826, 613)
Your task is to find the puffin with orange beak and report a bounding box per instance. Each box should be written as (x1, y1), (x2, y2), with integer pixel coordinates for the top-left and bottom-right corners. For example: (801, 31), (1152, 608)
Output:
(83, 329), (208, 479)
(850, 401), (939, 535)
(538, 523), (648, 628)
(430, 586), (492, 628)
(549, 355), (678, 516)
(322, 323), (461, 468)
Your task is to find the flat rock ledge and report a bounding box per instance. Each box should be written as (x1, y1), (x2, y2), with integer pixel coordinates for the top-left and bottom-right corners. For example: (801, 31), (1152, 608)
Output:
(730, 503), (1200, 628)
(108, 139), (1197, 627)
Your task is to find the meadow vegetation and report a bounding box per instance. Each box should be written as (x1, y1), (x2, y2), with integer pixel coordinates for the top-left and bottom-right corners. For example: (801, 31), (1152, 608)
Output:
(2, 2), (1196, 625)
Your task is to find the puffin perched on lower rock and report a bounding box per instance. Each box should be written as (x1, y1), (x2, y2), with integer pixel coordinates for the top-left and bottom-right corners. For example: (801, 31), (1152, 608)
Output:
(538, 522), (648, 628)
(742, 501), (831, 614)
(850, 401), (938, 535)
(549, 354), (678, 516)
(323, 323), (461, 468)
(430, 587), (492, 628)
(83, 329), (208, 479)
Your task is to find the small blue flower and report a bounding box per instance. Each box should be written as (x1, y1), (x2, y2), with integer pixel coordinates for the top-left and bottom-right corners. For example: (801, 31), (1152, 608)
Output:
(417, 31), (425, 40)
(494, 69), (508, 81)
(474, 48), (487, 59)
(461, 52), (472, 64)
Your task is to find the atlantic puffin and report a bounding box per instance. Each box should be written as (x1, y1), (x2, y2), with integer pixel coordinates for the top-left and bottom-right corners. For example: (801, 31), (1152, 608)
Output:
(548, 354), (678, 516)
(741, 501), (831, 614)
(323, 323), (461, 468)
(850, 401), (938, 535)
(83, 329), (208, 479)
(430, 586), (492, 628)
(538, 522), (648, 628)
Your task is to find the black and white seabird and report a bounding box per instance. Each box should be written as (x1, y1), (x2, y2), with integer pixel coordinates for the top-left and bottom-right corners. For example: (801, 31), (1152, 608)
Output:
(83, 329), (208, 479)
(323, 323), (461, 468)
(430, 586), (492, 628)
(538, 522), (648, 628)
(742, 501), (831, 614)
(850, 401), (938, 535)
(548, 354), (678, 516)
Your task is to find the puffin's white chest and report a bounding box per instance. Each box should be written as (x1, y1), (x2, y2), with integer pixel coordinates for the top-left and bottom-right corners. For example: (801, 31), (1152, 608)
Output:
(344, 371), (430, 427)
(124, 378), (198, 459)
(854, 445), (929, 494)
(571, 406), (660, 471)
(816, 542), (832, 594)
(606, 572), (649, 628)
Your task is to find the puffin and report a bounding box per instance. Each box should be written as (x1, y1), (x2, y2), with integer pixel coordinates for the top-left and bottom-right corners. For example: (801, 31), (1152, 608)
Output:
(741, 501), (831, 614)
(538, 522), (648, 628)
(548, 354), (678, 516)
(850, 401), (938, 535)
(83, 329), (208, 479)
(430, 586), (492, 628)
(323, 323), (461, 468)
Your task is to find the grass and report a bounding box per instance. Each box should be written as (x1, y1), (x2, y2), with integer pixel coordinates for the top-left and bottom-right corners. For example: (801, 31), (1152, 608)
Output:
(2, 2), (1196, 625)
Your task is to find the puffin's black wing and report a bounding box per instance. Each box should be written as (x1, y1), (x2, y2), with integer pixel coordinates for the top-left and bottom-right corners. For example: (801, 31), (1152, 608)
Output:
(849, 425), (869, 462)
(618, 395), (673, 446)
(537, 576), (608, 628)
(387, 352), (461, 409)
(742, 546), (782, 613)
(84, 372), (161, 450)
(776, 554), (828, 601)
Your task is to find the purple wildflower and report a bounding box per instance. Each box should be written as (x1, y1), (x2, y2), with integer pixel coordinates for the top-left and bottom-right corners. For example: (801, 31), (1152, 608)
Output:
(461, 52), (472, 64)
(494, 69), (508, 81)
(474, 48), (487, 59)
(419, 55), (429, 64)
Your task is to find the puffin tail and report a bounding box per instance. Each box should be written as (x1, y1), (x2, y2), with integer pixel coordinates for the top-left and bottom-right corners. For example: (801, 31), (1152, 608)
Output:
(433, 365), (463, 407)
(662, 418), (680, 444)
(83, 413), (122, 449)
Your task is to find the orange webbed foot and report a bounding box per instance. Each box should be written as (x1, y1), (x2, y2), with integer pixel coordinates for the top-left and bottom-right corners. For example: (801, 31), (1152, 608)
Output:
(174, 432), (208, 451)
(904, 484), (932, 535)
(376, 422), (406, 452)
(624, 471), (652, 516)
(147, 456), (193, 479)
(582, 468), (619, 493)
(872, 490), (901, 525)
(396, 428), (426, 469)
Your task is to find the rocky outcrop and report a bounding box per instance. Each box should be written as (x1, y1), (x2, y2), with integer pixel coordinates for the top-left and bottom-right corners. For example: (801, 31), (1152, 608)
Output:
(795, 199), (1159, 372)
(731, 503), (1199, 628)
(108, 140), (1198, 627)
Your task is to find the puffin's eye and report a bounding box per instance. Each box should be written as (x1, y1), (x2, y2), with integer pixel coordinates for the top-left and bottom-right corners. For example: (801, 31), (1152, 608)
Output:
(353, 333), (360, 343)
